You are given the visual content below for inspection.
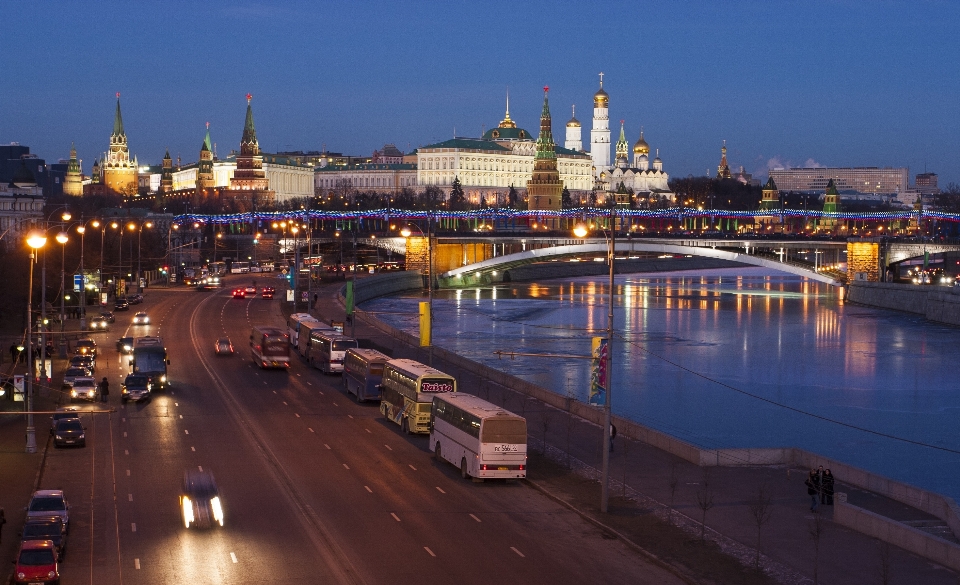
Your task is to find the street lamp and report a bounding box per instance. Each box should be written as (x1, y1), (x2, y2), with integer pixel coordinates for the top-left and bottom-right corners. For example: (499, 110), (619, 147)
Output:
(291, 225), (300, 311)
(573, 202), (616, 514)
(400, 220), (433, 365)
(25, 231), (47, 453)
(137, 221), (153, 292)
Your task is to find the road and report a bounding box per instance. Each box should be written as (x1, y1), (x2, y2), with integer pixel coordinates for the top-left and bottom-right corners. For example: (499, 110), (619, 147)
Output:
(38, 280), (683, 585)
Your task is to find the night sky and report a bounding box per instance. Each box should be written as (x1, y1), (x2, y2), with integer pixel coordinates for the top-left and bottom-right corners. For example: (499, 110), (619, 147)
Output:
(4, 0), (958, 186)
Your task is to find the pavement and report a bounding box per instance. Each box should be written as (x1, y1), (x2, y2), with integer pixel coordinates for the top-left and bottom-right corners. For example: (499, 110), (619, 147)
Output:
(307, 274), (960, 585)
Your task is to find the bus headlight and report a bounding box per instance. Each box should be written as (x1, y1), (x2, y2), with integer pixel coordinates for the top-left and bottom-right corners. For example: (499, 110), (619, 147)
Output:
(182, 496), (194, 527)
(211, 496), (224, 526)
(160, 375), (167, 383)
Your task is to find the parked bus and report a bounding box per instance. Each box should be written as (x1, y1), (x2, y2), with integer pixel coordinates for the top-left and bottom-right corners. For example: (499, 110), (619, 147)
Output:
(208, 262), (227, 277)
(430, 393), (527, 480)
(131, 337), (170, 390)
(298, 320), (336, 360)
(230, 261), (250, 274)
(287, 313), (319, 348)
(250, 326), (290, 369)
(342, 348), (390, 402)
(308, 332), (357, 374)
(380, 359), (456, 434)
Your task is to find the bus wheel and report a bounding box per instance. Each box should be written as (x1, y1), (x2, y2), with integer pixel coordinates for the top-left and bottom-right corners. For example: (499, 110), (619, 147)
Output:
(460, 458), (469, 479)
(434, 442), (441, 460)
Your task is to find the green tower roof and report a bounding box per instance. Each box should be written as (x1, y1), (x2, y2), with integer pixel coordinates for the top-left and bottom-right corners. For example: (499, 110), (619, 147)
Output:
(242, 95), (258, 146)
(112, 95), (125, 138)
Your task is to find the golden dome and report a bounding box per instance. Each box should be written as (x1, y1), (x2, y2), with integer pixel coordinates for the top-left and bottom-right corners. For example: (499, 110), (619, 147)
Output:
(593, 86), (609, 108)
(633, 130), (649, 155)
(566, 104), (580, 127)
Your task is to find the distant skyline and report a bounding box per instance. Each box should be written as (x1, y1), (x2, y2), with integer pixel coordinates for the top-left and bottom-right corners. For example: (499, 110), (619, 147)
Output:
(3, 0), (959, 187)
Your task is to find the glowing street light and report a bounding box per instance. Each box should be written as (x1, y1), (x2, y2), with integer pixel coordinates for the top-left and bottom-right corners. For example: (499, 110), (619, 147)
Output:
(24, 231), (47, 453)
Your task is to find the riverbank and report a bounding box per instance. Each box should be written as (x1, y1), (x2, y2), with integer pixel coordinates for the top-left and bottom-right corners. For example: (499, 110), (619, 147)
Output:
(848, 281), (960, 326)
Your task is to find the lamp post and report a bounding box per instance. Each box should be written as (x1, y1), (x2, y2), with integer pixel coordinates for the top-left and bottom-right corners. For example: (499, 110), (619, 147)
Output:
(291, 225), (300, 311)
(55, 230), (68, 358)
(77, 223), (87, 330)
(400, 219), (432, 365)
(25, 231), (47, 453)
(137, 222), (153, 292)
(574, 203), (616, 514)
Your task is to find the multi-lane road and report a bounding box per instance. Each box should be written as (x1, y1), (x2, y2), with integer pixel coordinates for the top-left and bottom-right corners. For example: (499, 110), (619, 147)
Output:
(39, 282), (682, 584)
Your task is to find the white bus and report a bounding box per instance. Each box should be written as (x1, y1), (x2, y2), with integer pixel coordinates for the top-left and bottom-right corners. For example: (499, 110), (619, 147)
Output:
(287, 313), (319, 348)
(430, 393), (527, 480)
(342, 348), (390, 403)
(380, 359), (456, 434)
(230, 261), (250, 274)
(308, 333), (357, 374)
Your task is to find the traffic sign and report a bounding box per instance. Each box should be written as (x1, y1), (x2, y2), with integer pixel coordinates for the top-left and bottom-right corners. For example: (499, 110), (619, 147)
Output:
(74, 274), (83, 292)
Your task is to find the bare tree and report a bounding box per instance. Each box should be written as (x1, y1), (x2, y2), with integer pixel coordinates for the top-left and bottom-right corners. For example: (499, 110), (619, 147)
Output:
(668, 461), (680, 522)
(808, 512), (826, 585)
(877, 540), (891, 585)
(748, 483), (774, 571)
(696, 468), (715, 543)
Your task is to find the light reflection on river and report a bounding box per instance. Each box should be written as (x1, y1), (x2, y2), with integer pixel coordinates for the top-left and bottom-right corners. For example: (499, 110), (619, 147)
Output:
(362, 267), (960, 500)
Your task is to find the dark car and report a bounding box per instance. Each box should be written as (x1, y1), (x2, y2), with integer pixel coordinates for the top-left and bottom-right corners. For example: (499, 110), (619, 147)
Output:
(20, 516), (66, 559)
(68, 355), (95, 374)
(232, 289), (245, 299)
(129, 293), (144, 304)
(49, 408), (80, 435)
(99, 311), (115, 323)
(214, 337), (234, 356)
(121, 374), (151, 403)
(180, 469), (224, 528)
(114, 298), (129, 311)
(74, 338), (97, 357)
(116, 336), (134, 354)
(53, 418), (86, 448)
(13, 539), (59, 585)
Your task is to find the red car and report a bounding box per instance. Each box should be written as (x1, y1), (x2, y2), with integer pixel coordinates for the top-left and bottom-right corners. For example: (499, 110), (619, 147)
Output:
(14, 539), (60, 585)
(261, 286), (275, 299)
(232, 289), (245, 299)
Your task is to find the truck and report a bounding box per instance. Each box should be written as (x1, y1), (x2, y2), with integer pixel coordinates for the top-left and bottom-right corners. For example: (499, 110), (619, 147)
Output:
(131, 336), (170, 390)
(250, 326), (291, 369)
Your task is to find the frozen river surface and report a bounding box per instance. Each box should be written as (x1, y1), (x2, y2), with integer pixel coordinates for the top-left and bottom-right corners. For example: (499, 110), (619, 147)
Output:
(362, 267), (960, 501)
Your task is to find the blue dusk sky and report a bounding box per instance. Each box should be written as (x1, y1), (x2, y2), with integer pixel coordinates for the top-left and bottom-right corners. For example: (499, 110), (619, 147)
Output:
(3, 0), (959, 186)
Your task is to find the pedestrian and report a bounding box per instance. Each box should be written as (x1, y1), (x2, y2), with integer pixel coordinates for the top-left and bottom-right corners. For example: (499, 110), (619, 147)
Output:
(0, 507), (5, 543)
(805, 469), (820, 512)
(822, 469), (835, 506)
(9, 343), (17, 364)
(100, 377), (109, 403)
(609, 423), (617, 452)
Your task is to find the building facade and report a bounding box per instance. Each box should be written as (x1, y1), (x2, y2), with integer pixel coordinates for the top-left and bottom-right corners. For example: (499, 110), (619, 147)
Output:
(315, 163), (418, 197)
(63, 143), (83, 196)
(0, 163), (45, 250)
(769, 167), (910, 194)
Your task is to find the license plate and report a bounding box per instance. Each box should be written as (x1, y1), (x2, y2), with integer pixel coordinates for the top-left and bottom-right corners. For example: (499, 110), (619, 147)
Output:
(498, 466), (508, 471)
(65, 440), (75, 444)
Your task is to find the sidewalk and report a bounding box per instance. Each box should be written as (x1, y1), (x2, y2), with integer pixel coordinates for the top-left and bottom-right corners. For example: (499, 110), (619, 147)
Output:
(311, 278), (960, 585)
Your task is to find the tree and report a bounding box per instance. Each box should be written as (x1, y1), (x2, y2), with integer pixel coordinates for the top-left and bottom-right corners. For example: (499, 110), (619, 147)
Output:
(449, 177), (466, 210)
(809, 513), (826, 584)
(934, 182), (960, 213)
(562, 186), (573, 208)
(749, 484), (773, 571)
(696, 468), (715, 543)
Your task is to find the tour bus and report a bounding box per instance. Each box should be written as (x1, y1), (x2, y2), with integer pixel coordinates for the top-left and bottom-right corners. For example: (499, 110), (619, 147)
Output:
(208, 262), (227, 277)
(298, 320), (336, 360)
(131, 336), (170, 390)
(230, 261), (250, 274)
(308, 332), (357, 374)
(342, 348), (390, 402)
(380, 359), (457, 434)
(250, 326), (290, 369)
(430, 393), (527, 480)
(287, 313), (320, 348)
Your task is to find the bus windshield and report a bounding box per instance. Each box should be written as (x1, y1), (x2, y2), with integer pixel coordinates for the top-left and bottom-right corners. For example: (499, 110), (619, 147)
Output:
(331, 340), (357, 352)
(481, 419), (527, 444)
(421, 378), (455, 393)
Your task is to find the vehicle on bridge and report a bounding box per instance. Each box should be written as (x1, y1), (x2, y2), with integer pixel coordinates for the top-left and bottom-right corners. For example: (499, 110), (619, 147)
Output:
(342, 348), (389, 402)
(131, 337), (169, 390)
(308, 332), (357, 374)
(380, 359), (456, 434)
(250, 326), (290, 369)
(430, 393), (527, 480)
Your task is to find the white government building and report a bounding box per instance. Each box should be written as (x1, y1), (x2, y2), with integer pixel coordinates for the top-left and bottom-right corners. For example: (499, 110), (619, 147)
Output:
(168, 153), (314, 205)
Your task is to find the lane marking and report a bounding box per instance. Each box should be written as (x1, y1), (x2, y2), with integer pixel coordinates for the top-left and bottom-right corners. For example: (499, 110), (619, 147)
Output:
(384, 444), (392, 451)
(272, 390), (277, 394)
(308, 428), (314, 433)
(296, 373), (301, 377)
(436, 487), (446, 494)
(190, 446), (195, 452)
(324, 444), (331, 450)
(198, 465), (203, 472)
(511, 547), (525, 558)
(128, 494), (133, 502)
(364, 486), (372, 493)
(469, 514), (481, 523)
(347, 414), (353, 419)
(124, 449), (129, 455)
(307, 382), (312, 386)
(409, 464), (417, 471)
(390, 513), (401, 522)
(318, 391), (323, 396)
(263, 381), (268, 385)
(333, 402), (338, 407)
(283, 401), (288, 406)
(123, 431), (127, 437)
(295, 413), (300, 418)
(131, 523), (137, 532)
(126, 469), (130, 476)
(170, 390), (175, 395)
(184, 429), (189, 435)
(424, 547), (436, 557)
(122, 417), (126, 422)
(343, 463), (350, 470)
(365, 428), (371, 434)
(230, 552), (238, 564)
(134, 558), (140, 570)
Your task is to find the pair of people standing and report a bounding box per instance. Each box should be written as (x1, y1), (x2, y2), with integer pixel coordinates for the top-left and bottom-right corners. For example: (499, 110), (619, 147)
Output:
(804, 466), (835, 511)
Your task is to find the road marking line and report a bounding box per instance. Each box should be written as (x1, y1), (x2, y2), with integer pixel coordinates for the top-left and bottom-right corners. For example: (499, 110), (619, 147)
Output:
(131, 523), (137, 532)
(263, 381), (267, 385)
(391, 513), (401, 522)
(347, 414), (353, 419)
(128, 494), (133, 502)
(230, 552), (238, 563)
(511, 547), (525, 558)
(308, 428), (314, 433)
(126, 469), (130, 476)
(424, 547), (436, 557)
(170, 390), (174, 395)
(272, 390), (277, 394)
(384, 444), (392, 451)
(123, 432), (127, 437)
(470, 514), (481, 523)
(198, 465), (203, 472)
(184, 429), (189, 434)
(364, 486), (372, 493)
(124, 449), (129, 455)
(190, 446), (195, 452)
(365, 428), (371, 434)
(333, 402), (338, 407)
(343, 463), (350, 470)
(307, 382), (312, 386)
(324, 444), (331, 449)
(297, 373), (301, 377)
(283, 401), (288, 406)
(295, 413), (301, 418)
(318, 391), (323, 396)
(409, 464), (417, 471)
(436, 487), (446, 494)
(121, 417), (126, 422)
(134, 558), (140, 570)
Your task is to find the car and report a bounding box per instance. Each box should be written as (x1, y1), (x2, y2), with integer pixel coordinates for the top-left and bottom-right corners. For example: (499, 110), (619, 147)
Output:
(214, 337), (234, 356)
(232, 289), (245, 299)
(74, 338), (97, 357)
(25, 489), (69, 530)
(69, 377), (98, 402)
(180, 469), (224, 528)
(116, 336), (134, 354)
(87, 316), (109, 331)
(20, 516), (66, 559)
(132, 312), (150, 325)
(114, 298), (129, 311)
(129, 293), (144, 304)
(61, 367), (91, 388)
(244, 285), (257, 295)
(261, 286), (275, 299)
(99, 311), (115, 323)
(13, 539), (59, 585)
(121, 374), (151, 403)
(68, 355), (95, 373)
(49, 408), (80, 435)
(53, 418), (86, 448)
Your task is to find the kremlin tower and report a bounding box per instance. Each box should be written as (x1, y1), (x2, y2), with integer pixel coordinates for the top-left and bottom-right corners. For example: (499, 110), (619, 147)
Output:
(197, 122), (215, 193)
(716, 141), (732, 179)
(102, 94), (139, 195)
(63, 143), (83, 197)
(590, 73), (611, 179)
(526, 87), (563, 228)
(160, 150), (173, 194)
(222, 94), (275, 209)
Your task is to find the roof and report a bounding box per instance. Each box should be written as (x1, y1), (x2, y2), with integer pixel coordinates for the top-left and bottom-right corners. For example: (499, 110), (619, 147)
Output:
(481, 126), (533, 141)
(419, 138), (511, 152)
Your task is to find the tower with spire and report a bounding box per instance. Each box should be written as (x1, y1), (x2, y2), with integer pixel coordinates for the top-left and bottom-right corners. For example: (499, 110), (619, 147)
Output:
(716, 141), (732, 179)
(565, 105), (582, 151)
(63, 143), (83, 196)
(223, 94), (275, 209)
(160, 150), (173, 194)
(820, 178), (842, 232)
(615, 120), (629, 169)
(759, 177), (779, 210)
(590, 72), (611, 178)
(102, 93), (139, 195)
(197, 122), (215, 192)
(526, 87), (563, 226)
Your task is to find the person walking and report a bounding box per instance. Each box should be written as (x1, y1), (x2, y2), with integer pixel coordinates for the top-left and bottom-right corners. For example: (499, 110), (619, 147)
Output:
(822, 469), (835, 505)
(805, 469), (820, 512)
(0, 507), (6, 543)
(9, 343), (17, 364)
(100, 377), (109, 403)
(609, 423), (617, 452)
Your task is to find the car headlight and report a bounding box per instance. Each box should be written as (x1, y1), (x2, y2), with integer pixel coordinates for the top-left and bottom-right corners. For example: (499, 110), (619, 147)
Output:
(87, 389), (95, 397)
(48, 571), (56, 579)
(211, 496), (224, 526)
(70, 389), (78, 397)
(160, 375), (167, 383)
(123, 345), (132, 351)
(55, 434), (63, 440)
(182, 496), (194, 527)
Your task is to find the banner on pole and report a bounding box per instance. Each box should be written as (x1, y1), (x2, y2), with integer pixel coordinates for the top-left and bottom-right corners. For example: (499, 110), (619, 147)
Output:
(589, 337), (608, 406)
(419, 302), (431, 347)
(345, 281), (354, 316)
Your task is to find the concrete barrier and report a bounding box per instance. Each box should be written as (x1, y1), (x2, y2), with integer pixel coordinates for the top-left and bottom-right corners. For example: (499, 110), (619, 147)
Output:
(502, 257), (746, 283)
(834, 498), (960, 571)
(848, 281), (960, 326)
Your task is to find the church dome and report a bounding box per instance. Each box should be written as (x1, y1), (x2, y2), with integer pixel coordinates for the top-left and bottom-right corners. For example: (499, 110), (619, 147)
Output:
(566, 116), (581, 128)
(593, 86), (609, 108)
(633, 131), (649, 155)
